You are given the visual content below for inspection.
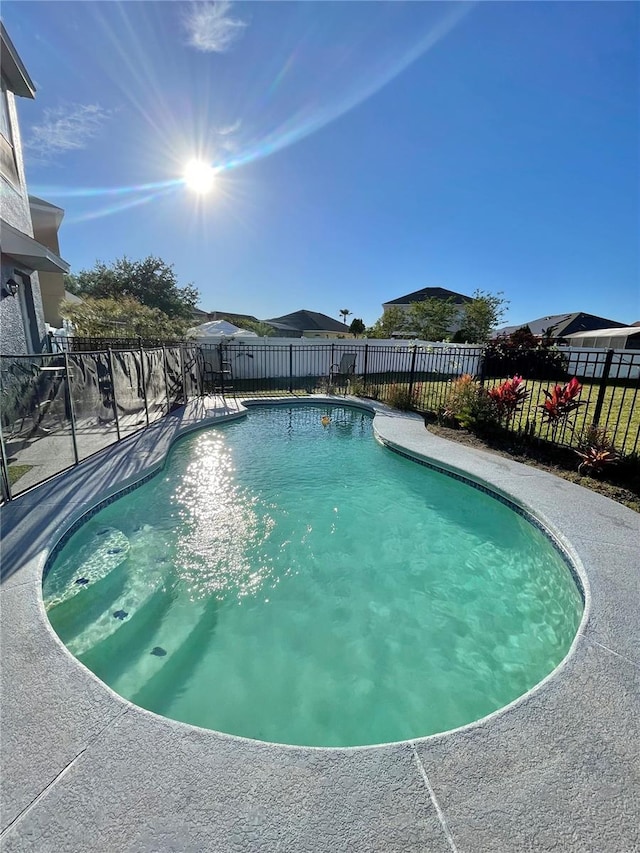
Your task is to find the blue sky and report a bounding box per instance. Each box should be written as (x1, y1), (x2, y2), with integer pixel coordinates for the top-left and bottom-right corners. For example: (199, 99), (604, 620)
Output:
(4, 1), (639, 327)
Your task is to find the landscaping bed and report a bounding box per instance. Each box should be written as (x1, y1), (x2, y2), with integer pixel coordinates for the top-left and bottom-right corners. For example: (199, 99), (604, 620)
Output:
(426, 419), (640, 513)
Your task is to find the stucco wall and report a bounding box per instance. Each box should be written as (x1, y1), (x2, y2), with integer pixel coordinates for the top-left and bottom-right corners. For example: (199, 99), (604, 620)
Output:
(0, 89), (47, 353)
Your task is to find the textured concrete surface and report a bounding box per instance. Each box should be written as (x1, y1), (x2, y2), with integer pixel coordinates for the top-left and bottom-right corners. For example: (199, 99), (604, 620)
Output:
(1, 395), (638, 852)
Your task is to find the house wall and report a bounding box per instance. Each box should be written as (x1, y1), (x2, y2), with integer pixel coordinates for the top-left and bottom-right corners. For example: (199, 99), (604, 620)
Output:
(30, 213), (65, 328)
(0, 85), (46, 353)
(302, 330), (355, 339)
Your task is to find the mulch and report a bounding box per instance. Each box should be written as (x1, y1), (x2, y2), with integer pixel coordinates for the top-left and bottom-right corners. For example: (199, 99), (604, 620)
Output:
(425, 420), (640, 513)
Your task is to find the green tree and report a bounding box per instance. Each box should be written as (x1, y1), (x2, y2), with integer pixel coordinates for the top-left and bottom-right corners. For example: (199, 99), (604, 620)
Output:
(339, 308), (352, 326)
(63, 273), (82, 296)
(61, 296), (189, 338)
(349, 318), (366, 337)
(407, 297), (458, 341)
(458, 290), (509, 343)
(235, 319), (276, 336)
(366, 306), (409, 338)
(71, 256), (199, 324)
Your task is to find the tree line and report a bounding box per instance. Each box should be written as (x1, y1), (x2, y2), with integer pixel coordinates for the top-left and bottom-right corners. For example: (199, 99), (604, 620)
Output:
(61, 256), (507, 344)
(63, 256), (199, 338)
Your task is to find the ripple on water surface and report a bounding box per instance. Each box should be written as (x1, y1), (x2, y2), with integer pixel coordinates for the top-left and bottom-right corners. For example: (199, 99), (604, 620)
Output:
(44, 404), (583, 746)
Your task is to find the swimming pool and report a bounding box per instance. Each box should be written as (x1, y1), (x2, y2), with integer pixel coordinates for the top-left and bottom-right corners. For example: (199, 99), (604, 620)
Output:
(43, 404), (583, 747)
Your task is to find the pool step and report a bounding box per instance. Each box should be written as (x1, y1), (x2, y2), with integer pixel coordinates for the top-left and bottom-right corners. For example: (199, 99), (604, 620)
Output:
(77, 584), (176, 686)
(44, 527), (130, 609)
(46, 560), (129, 644)
(68, 565), (165, 658)
(109, 595), (209, 699)
(128, 595), (220, 714)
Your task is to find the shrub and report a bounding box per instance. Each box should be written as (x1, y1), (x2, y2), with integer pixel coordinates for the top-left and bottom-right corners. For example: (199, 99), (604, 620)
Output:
(575, 425), (620, 476)
(483, 328), (568, 380)
(540, 377), (583, 423)
(348, 375), (366, 397)
(386, 383), (417, 411)
(487, 375), (529, 425)
(441, 374), (498, 430)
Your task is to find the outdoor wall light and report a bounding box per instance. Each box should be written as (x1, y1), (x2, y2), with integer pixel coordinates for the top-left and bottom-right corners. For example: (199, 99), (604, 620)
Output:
(1, 278), (19, 298)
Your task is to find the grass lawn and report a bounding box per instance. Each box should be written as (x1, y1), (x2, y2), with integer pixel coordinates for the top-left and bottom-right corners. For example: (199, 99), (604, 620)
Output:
(8, 464), (33, 486)
(408, 378), (639, 456)
(224, 376), (639, 455)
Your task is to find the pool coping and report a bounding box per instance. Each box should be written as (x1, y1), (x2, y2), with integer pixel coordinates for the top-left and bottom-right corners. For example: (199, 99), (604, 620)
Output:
(1, 395), (638, 852)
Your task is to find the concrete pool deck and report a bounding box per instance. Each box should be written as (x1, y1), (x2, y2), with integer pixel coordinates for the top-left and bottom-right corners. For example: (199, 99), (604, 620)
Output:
(1, 395), (638, 852)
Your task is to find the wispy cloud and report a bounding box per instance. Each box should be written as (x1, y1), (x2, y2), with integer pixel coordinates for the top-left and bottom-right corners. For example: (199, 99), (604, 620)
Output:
(215, 120), (241, 154)
(217, 119), (241, 136)
(26, 103), (113, 163)
(183, 1), (247, 53)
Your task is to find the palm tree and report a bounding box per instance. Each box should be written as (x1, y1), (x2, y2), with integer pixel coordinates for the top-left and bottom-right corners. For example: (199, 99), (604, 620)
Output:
(339, 308), (352, 326)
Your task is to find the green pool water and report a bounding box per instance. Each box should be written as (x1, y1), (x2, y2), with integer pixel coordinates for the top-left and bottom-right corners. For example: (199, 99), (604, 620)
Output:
(44, 404), (583, 746)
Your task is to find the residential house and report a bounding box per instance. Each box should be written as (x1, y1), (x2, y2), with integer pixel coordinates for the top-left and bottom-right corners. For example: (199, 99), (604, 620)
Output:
(382, 287), (473, 336)
(0, 23), (69, 353)
(566, 327), (640, 350)
(495, 312), (628, 341)
(264, 310), (351, 338)
(29, 195), (68, 328)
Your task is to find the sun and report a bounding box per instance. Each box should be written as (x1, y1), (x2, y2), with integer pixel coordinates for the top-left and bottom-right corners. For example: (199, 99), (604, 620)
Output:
(183, 159), (217, 194)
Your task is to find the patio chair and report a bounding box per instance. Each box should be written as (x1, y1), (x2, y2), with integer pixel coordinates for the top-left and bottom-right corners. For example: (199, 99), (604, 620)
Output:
(329, 353), (356, 394)
(202, 346), (233, 394)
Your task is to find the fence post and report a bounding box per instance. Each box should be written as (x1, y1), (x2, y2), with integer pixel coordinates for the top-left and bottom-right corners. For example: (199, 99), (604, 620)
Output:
(478, 345), (486, 386)
(289, 344), (293, 394)
(217, 342), (224, 396)
(408, 345), (418, 399)
(107, 348), (121, 441)
(139, 342), (150, 427)
(363, 344), (369, 388)
(0, 421), (13, 502)
(162, 346), (171, 412)
(196, 346), (204, 397)
(180, 345), (188, 404)
(63, 351), (80, 465)
(591, 348), (615, 427)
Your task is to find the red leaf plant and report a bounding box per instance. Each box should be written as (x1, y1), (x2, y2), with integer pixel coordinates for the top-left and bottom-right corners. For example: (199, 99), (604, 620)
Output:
(488, 375), (529, 423)
(540, 377), (583, 423)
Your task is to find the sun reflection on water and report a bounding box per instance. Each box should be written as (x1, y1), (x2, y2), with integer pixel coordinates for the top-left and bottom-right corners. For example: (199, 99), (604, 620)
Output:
(171, 433), (276, 602)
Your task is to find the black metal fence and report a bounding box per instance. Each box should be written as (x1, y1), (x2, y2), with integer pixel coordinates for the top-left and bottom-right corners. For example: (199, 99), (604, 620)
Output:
(1, 344), (201, 501)
(52, 336), (189, 352)
(2, 340), (638, 501)
(200, 341), (639, 456)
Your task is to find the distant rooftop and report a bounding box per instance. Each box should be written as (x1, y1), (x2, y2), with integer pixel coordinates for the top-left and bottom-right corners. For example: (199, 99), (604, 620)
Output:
(265, 310), (350, 333)
(496, 312), (628, 338)
(208, 311), (261, 325)
(384, 287), (473, 306)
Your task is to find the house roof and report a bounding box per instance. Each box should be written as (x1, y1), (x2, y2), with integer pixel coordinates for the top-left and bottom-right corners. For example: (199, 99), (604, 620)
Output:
(0, 218), (69, 273)
(1, 22), (35, 99)
(208, 311), (261, 325)
(569, 326), (640, 339)
(567, 327), (640, 350)
(29, 195), (65, 230)
(384, 287), (473, 306)
(265, 310), (350, 333)
(496, 312), (628, 338)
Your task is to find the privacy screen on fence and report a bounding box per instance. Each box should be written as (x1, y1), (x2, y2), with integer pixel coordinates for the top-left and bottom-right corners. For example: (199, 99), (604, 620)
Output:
(1, 340), (638, 501)
(0, 345), (200, 500)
